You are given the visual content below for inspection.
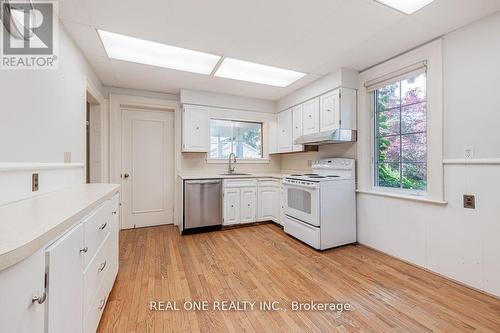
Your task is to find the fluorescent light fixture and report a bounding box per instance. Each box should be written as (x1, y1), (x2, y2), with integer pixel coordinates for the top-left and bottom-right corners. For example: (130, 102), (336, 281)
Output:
(214, 58), (306, 87)
(98, 30), (221, 75)
(374, 0), (435, 14)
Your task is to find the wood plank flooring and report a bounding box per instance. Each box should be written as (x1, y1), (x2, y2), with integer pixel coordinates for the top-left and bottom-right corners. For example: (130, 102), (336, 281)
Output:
(98, 224), (500, 332)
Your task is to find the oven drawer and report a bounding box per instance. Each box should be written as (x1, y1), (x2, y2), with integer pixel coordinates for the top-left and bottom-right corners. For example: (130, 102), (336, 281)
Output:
(284, 216), (320, 249)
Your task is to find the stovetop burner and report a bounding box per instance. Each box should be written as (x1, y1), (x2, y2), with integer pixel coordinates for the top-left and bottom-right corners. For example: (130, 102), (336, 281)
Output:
(327, 175), (340, 178)
(290, 174), (302, 176)
(303, 173), (319, 176)
(309, 176), (326, 178)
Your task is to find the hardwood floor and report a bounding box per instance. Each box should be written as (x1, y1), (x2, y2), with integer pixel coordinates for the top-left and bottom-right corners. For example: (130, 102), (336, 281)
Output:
(98, 224), (500, 333)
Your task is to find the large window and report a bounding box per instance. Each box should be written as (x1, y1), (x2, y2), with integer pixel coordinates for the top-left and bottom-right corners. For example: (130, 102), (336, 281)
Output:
(374, 72), (427, 191)
(210, 119), (263, 159)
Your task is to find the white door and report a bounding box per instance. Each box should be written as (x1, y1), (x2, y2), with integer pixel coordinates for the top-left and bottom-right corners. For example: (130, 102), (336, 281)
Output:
(302, 98), (320, 135)
(277, 109), (292, 152)
(223, 188), (240, 225)
(320, 89), (340, 132)
(258, 187), (279, 221)
(121, 109), (174, 229)
(240, 188), (257, 223)
(46, 223), (84, 333)
(292, 105), (303, 152)
(182, 106), (209, 152)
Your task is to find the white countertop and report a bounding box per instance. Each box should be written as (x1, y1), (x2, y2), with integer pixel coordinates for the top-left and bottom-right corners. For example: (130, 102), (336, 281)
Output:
(0, 183), (120, 271)
(177, 171), (289, 180)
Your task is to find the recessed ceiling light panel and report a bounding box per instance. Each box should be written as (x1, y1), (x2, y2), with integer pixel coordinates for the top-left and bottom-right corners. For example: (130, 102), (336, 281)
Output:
(214, 58), (306, 87)
(98, 30), (221, 75)
(375, 0), (435, 14)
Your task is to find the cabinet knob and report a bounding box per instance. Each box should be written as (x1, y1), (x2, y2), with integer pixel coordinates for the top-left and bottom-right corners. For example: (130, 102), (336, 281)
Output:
(327, 109), (331, 112)
(308, 115), (312, 118)
(231, 205), (234, 208)
(196, 126), (199, 130)
(80, 246), (88, 253)
(98, 297), (107, 311)
(99, 222), (107, 230)
(112, 211), (117, 215)
(122, 173), (130, 179)
(247, 204), (250, 207)
(32, 292), (47, 304)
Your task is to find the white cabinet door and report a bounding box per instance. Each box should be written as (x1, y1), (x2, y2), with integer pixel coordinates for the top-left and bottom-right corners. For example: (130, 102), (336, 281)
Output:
(302, 98), (320, 135)
(223, 188), (240, 225)
(46, 223), (84, 333)
(258, 187), (279, 221)
(240, 188), (257, 223)
(268, 117), (279, 154)
(277, 109), (293, 153)
(292, 105), (303, 152)
(182, 106), (209, 152)
(320, 89), (340, 132)
(0, 249), (45, 333)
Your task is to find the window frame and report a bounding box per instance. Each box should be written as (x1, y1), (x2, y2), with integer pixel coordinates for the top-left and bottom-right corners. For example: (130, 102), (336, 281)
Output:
(372, 73), (428, 194)
(208, 118), (265, 161)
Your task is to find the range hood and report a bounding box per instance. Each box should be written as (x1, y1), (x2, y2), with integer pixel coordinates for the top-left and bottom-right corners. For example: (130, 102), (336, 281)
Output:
(295, 129), (357, 146)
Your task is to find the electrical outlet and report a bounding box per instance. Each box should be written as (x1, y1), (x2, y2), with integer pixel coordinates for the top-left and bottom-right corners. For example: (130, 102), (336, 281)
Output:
(463, 195), (475, 209)
(64, 152), (71, 163)
(32, 173), (39, 192)
(464, 146), (474, 159)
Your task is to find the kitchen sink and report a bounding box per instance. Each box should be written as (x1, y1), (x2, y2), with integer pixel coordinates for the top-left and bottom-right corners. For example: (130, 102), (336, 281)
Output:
(218, 173), (250, 176)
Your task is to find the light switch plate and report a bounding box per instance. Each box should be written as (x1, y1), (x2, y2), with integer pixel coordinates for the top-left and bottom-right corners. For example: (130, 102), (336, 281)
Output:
(64, 152), (71, 163)
(464, 146), (474, 159)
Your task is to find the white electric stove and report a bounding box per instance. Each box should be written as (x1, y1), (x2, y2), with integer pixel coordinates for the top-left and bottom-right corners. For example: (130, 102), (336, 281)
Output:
(283, 158), (356, 250)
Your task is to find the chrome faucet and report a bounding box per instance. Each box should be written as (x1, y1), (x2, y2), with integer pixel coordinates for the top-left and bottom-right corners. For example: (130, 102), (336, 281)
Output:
(228, 153), (237, 174)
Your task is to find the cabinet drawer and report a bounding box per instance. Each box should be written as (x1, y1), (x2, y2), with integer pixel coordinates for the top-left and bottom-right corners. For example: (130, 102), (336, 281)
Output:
(83, 274), (109, 333)
(84, 201), (112, 267)
(284, 216), (320, 249)
(223, 179), (257, 188)
(83, 233), (110, 315)
(257, 179), (281, 187)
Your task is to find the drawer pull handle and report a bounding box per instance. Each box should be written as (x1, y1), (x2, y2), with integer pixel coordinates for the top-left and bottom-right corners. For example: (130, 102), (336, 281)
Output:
(98, 297), (107, 311)
(32, 292), (47, 304)
(98, 260), (107, 272)
(80, 246), (88, 254)
(99, 222), (107, 230)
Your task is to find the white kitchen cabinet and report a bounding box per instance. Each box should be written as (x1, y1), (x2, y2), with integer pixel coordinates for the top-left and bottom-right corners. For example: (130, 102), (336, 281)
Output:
(240, 188), (257, 223)
(257, 186), (280, 222)
(320, 89), (340, 132)
(268, 118), (279, 154)
(223, 188), (240, 225)
(182, 105), (209, 152)
(292, 105), (304, 152)
(46, 222), (85, 333)
(302, 98), (320, 135)
(277, 109), (293, 153)
(0, 249), (45, 333)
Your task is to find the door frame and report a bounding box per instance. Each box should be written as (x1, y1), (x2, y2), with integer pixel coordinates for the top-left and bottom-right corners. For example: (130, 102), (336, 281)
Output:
(84, 77), (108, 183)
(109, 94), (181, 230)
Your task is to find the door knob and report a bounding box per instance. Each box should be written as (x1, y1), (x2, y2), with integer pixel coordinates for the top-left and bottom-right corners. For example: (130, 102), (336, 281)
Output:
(122, 173), (130, 179)
(32, 292), (47, 304)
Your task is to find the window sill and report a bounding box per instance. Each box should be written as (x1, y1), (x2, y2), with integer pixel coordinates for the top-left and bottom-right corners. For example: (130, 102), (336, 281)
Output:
(206, 158), (270, 164)
(356, 190), (448, 205)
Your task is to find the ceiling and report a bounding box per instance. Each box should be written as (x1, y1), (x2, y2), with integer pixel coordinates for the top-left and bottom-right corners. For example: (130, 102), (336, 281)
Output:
(59, 0), (500, 101)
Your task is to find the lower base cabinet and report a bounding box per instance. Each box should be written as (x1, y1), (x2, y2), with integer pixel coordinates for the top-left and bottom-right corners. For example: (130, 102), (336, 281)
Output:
(223, 178), (282, 226)
(0, 192), (120, 333)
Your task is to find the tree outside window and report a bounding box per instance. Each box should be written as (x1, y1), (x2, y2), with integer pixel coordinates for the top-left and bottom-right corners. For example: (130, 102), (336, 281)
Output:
(375, 72), (427, 190)
(210, 119), (263, 159)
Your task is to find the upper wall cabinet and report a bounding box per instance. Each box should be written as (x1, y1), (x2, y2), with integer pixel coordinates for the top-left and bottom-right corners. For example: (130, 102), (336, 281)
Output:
(182, 105), (209, 152)
(302, 98), (320, 135)
(320, 89), (340, 132)
(277, 109), (293, 153)
(291, 105), (303, 152)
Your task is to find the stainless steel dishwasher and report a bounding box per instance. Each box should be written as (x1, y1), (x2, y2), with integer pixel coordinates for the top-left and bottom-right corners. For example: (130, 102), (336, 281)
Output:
(183, 179), (223, 234)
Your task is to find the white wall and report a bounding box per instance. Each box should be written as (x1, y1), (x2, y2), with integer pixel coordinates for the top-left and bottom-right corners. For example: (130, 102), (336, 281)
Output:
(357, 12), (500, 297)
(180, 89), (276, 114)
(0, 22), (103, 163)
